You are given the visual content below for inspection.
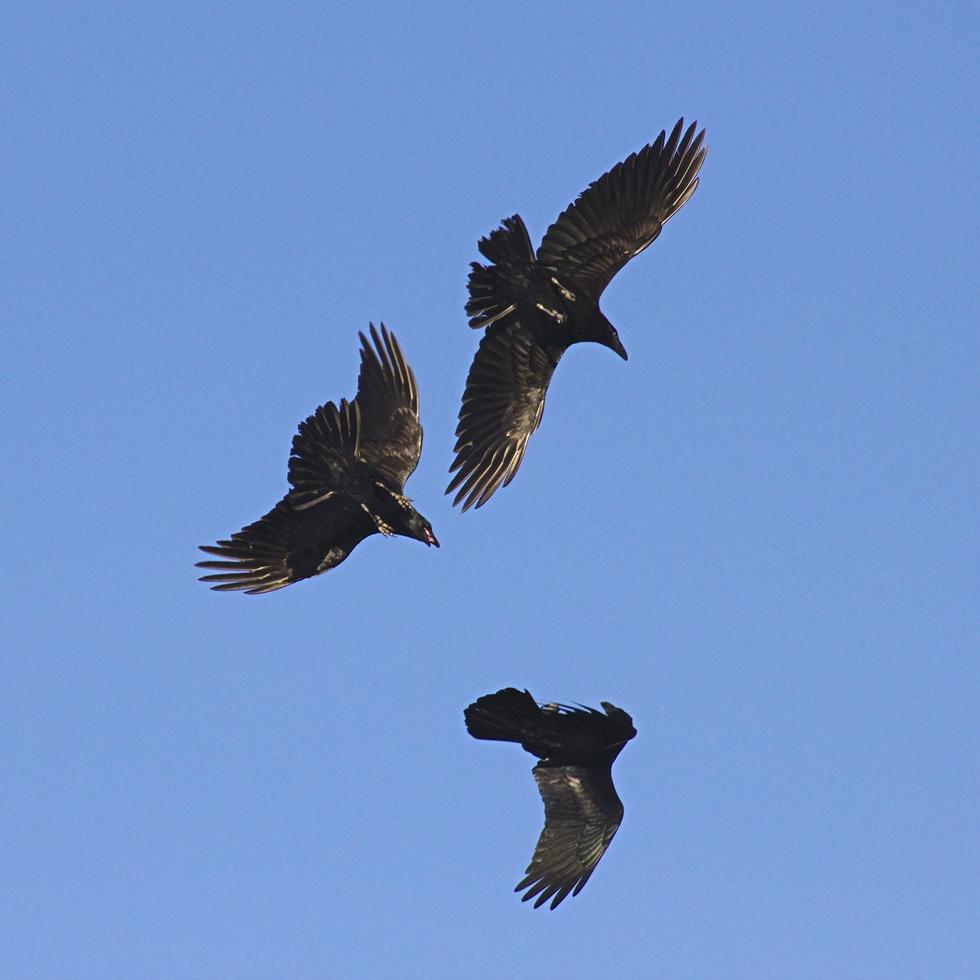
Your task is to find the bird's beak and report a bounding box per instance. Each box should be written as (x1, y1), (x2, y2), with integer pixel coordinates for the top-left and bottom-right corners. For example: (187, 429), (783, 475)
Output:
(610, 334), (629, 361)
(423, 527), (440, 548)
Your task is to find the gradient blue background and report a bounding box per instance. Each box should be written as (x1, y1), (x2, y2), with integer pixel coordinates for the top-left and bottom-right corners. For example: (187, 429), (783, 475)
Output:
(3, 2), (977, 977)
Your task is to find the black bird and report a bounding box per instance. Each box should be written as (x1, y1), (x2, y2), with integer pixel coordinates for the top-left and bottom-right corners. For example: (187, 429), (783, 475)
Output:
(197, 324), (438, 594)
(448, 118), (706, 510)
(464, 687), (636, 909)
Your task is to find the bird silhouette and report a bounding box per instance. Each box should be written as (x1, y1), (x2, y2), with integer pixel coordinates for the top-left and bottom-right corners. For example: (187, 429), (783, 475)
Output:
(197, 324), (437, 594)
(448, 118), (706, 510)
(464, 687), (636, 909)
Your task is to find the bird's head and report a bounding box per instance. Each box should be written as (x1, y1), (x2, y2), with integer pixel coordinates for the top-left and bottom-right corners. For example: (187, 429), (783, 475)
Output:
(407, 511), (440, 548)
(591, 310), (628, 361)
(376, 489), (440, 547)
(600, 702), (637, 754)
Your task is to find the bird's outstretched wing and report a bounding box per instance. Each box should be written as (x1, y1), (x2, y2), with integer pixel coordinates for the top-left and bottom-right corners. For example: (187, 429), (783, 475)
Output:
(353, 323), (422, 490)
(196, 496), (371, 594)
(516, 764), (624, 910)
(536, 118), (706, 300)
(447, 322), (561, 511)
(287, 324), (420, 508)
(286, 394), (361, 511)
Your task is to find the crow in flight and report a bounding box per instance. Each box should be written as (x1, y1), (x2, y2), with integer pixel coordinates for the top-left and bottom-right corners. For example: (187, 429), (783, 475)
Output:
(197, 324), (437, 594)
(448, 118), (706, 510)
(464, 687), (636, 909)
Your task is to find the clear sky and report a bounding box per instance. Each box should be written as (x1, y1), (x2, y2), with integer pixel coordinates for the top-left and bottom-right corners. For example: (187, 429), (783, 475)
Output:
(3, 2), (978, 977)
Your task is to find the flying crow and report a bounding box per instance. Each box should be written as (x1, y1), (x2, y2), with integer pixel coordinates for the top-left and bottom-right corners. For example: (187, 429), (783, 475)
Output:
(464, 687), (636, 909)
(448, 118), (706, 510)
(197, 324), (437, 593)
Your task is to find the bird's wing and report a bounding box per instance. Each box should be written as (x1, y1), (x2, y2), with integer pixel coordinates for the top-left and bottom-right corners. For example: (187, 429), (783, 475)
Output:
(516, 764), (624, 910)
(288, 326), (420, 507)
(536, 119), (706, 300)
(352, 323), (423, 490)
(446, 322), (560, 511)
(196, 496), (370, 594)
(286, 393), (362, 512)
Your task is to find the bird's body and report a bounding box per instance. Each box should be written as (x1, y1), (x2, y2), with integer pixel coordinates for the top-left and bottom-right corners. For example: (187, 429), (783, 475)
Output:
(197, 324), (437, 594)
(448, 118), (706, 510)
(464, 687), (636, 909)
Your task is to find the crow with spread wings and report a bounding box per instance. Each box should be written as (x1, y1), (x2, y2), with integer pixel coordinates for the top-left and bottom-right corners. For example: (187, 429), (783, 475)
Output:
(197, 324), (438, 594)
(448, 118), (706, 511)
(465, 687), (636, 909)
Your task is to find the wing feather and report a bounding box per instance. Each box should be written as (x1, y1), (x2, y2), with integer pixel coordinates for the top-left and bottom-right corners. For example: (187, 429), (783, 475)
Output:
(287, 397), (361, 510)
(196, 496), (372, 594)
(353, 323), (422, 490)
(447, 323), (560, 511)
(516, 764), (624, 910)
(286, 324), (421, 505)
(536, 119), (706, 299)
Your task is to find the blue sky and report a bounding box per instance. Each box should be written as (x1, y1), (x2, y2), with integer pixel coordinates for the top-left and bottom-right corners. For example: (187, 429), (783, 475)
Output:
(3, 2), (978, 977)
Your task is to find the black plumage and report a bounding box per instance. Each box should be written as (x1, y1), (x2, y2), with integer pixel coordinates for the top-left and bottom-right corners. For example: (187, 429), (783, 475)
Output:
(464, 687), (636, 909)
(448, 118), (706, 510)
(197, 324), (437, 594)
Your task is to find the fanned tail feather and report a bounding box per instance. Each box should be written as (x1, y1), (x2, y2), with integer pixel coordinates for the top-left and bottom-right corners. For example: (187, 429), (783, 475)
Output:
(465, 688), (556, 754)
(466, 215), (535, 329)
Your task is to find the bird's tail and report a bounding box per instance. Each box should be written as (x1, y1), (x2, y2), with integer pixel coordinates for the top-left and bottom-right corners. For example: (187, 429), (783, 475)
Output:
(465, 215), (535, 329)
(464, 688), (556, 754)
